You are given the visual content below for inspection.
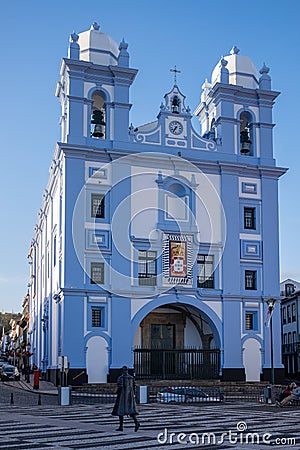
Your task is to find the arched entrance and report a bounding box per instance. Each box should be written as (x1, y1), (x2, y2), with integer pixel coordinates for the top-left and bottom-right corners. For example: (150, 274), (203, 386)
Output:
(133, 302), (221, 380)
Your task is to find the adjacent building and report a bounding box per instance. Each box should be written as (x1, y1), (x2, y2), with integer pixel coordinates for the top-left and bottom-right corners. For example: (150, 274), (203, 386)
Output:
(280, 279), (300, 378)
(27, 23), (287, 385)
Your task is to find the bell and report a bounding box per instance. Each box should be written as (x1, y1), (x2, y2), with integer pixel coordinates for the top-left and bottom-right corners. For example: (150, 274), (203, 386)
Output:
(172, 104), (179, 114)
(240, 142), (251, 154)
(171, 97), (180, 114)
(91, 109), (106, 138)
(92, 124), (104, 138)
(240, 130), (251, 155)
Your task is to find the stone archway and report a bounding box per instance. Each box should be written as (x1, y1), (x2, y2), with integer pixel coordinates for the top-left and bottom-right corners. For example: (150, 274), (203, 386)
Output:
(133, 302), (220, 380)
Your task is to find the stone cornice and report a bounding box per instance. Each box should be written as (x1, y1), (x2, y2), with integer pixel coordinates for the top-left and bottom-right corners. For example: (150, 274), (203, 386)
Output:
(54, 142), (288, 179)
(209, 82), (280, 101)
(219, 161), (287, 178)
(31, 142), (286, 238)
(60, 58), (138, 83)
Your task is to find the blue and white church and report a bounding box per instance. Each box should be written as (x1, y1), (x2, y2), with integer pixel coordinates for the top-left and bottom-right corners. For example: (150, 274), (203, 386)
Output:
(28, 22), (286, 385)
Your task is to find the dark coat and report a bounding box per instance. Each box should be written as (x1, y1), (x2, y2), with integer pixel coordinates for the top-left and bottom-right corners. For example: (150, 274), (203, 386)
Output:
(112, 372), (138, 416)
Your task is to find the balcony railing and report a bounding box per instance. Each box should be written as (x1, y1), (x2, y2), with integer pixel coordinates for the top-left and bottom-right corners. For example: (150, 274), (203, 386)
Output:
(282, 342), (300, 354)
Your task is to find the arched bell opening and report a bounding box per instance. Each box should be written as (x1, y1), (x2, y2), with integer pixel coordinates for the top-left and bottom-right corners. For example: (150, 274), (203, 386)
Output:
(171, 95), (180, 114)
(91, 91), (106, 138)
(133, 303), (220, 380)
(239, 111), (253, 155)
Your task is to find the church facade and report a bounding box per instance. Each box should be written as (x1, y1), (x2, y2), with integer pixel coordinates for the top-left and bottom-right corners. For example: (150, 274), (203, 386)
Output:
(27, 22), (286, 384)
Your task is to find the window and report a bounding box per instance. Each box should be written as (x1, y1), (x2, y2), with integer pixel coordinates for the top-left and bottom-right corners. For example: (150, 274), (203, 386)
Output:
(138, 251), (157, 286)
(287, 305), (291, 323)
(245, 270), (256, 290)
(283, 333), (287, 345)
(244, 207), (256, 230)
(292, 303), (296, 322)
(282, 307), (286, 325)
(245, 311), (258, 331)
(92, 308), (102, 327)
(197, 255), (214, 288)
(90, 262), (104, 284)
(285, 283), (295, 297)
(91, 194), (105, 218)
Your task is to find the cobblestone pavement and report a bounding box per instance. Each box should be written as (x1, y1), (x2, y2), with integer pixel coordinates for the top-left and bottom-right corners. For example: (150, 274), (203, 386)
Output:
(0, 379), (58, 406)
(0, 397), (299, 449)
(0, 380), (299, 449)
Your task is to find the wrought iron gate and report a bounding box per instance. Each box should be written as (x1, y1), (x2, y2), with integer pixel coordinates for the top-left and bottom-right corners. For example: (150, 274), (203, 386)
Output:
(134, 348), (220, 380)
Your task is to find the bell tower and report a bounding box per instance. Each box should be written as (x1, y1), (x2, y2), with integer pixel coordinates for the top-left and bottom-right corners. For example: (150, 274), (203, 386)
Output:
(194, 46), (279, 165)
(55, 22), (138, 145)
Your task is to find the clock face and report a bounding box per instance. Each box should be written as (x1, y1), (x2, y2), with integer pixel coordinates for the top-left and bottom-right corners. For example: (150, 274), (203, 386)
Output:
(169, 120), (183, 135)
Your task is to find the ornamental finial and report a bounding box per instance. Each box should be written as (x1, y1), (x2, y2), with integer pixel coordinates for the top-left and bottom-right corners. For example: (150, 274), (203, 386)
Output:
(70, 31), (79, 42)
(260, 62), (270, 75)
(230, 45), (240, 55)
(221, 57), (228, 67)
(91, 22), (100, 31)
(119, 38), (128, 51)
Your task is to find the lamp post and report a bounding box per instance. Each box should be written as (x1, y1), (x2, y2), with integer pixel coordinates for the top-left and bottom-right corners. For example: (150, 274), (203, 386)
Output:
(265, 298), (277, 385)
(25, 342), (31, 383)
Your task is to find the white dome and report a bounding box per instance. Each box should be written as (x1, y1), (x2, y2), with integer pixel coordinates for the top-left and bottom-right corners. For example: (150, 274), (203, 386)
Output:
(211, 47), (259, 89)
(78, 23), (119, 66)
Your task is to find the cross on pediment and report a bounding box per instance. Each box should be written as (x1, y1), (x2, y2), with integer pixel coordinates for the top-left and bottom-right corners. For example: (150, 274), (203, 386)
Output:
(170, 65), (181, 85)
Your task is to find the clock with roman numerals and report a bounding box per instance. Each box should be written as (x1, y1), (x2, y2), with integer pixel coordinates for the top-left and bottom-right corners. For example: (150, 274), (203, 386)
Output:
(169, 120), (183, 135)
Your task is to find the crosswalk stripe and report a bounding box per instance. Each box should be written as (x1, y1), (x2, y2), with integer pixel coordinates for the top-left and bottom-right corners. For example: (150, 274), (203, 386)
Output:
(0, 403), (299, 449)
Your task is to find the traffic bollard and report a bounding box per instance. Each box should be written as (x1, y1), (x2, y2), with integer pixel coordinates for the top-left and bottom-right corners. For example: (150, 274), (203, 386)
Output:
(264, 386), (272, 404)
(59, 386), (71, 406)
(138, 386), (149, 404)
(10, 393), (14, 405)
(38, 394), (41, 405)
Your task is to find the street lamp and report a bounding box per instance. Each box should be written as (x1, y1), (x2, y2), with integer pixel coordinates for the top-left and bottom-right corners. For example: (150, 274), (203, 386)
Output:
(265, 298), (277, 385)
(25, 342), (31, 383)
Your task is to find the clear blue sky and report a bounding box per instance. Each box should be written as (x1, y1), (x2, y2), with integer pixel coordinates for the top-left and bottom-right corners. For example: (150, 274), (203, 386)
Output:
(0, 0), (299, 312)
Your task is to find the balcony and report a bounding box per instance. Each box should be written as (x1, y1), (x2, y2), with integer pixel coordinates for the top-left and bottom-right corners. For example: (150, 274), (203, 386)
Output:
(282, 342), (300, 354)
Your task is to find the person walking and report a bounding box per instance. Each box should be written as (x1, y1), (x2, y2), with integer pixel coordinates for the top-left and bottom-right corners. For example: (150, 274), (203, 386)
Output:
(112, 366), (140, 432)
(276, 383), (300, 407)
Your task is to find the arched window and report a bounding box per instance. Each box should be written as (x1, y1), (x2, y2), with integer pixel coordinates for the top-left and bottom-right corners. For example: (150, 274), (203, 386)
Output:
(91, 91), (106, 139)
(165, 181), (189, 222)
(167, 182), (186, 198)
(240, 111), (253, 155)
